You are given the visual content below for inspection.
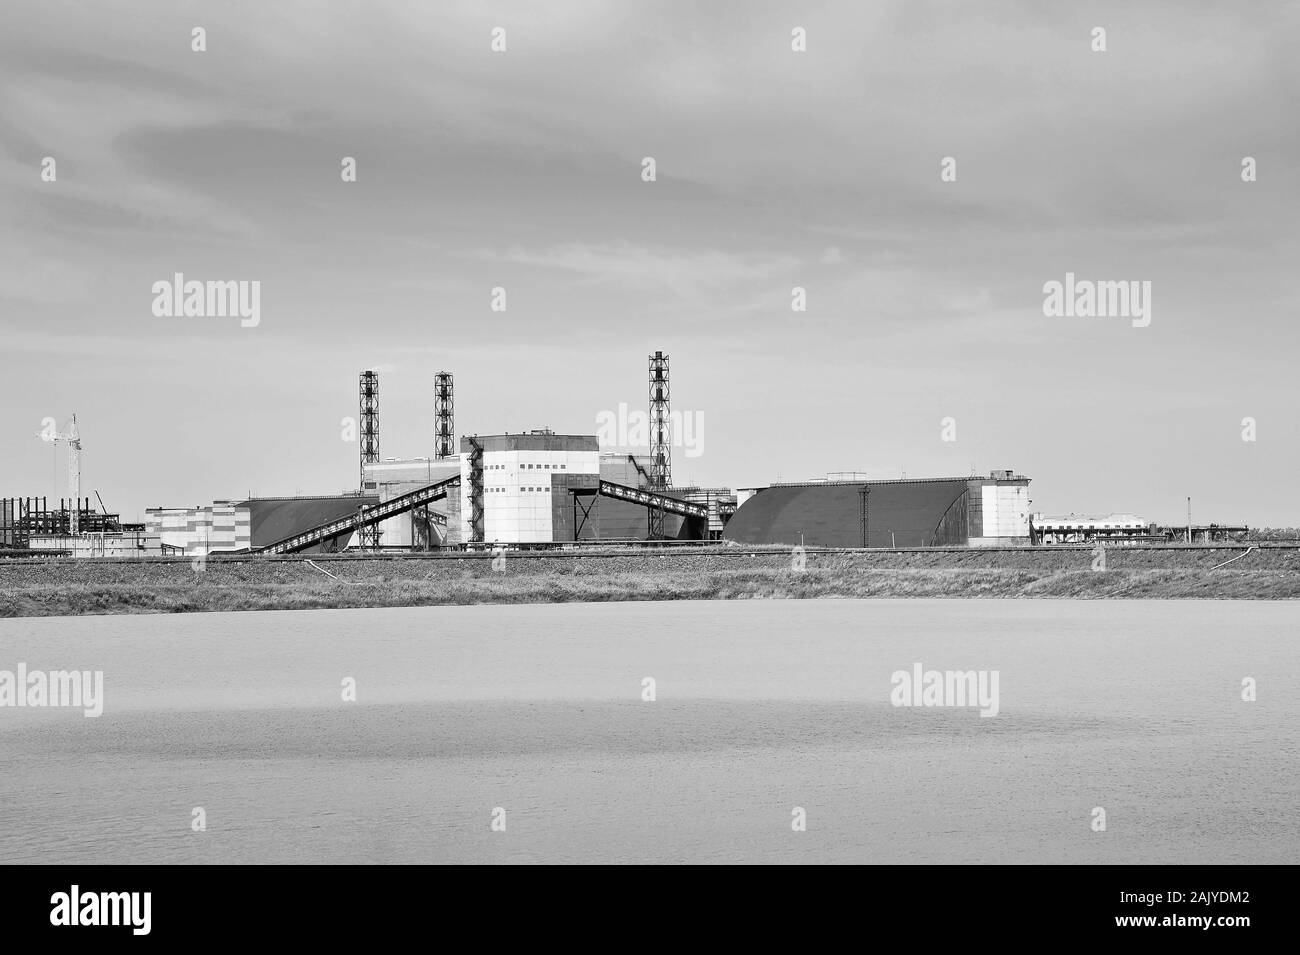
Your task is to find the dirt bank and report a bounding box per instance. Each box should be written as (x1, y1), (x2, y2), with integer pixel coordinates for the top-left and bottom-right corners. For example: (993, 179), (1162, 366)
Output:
(1, 544), (1296, 617)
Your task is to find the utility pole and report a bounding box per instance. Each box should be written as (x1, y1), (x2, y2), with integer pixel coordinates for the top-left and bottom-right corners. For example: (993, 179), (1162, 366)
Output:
(1187, 496), (1192, 544)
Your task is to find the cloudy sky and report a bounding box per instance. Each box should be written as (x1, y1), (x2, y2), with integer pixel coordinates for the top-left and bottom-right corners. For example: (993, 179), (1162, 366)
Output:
(2, 0), (1297, 525)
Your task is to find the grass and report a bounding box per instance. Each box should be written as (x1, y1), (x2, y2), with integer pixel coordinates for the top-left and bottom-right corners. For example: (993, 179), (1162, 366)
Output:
(2, 563), (1298, 617)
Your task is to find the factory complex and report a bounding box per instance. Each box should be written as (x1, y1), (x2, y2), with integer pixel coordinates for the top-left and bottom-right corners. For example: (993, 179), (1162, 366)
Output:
(2, 353), (1247, 559)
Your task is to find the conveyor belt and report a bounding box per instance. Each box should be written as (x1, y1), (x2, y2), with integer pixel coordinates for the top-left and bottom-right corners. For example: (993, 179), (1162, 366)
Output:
(254, 476), (461, 555)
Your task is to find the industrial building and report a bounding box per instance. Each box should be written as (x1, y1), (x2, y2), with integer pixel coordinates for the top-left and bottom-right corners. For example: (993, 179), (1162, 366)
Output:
(28, 529), (160, 558)
(363, 457), (461, 548)
(2, 496), (148, 557)
(724, 471), (1032, 548)
(11, 353), (1232, 560)
(453, 431), (709, 545)
(461, 432), (597, 544)
(1, 416), (154, 557)
(147, 356), (714, 556)
(1031, 513), (1249, 545)
(1031, 513), (1154, 545)
(144, 494), (377, 556)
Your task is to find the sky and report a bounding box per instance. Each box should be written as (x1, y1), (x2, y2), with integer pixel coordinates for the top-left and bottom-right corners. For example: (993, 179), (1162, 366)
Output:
(1, 0), (1297, 526)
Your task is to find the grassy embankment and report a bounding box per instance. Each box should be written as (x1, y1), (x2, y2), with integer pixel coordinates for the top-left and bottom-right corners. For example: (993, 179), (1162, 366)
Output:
(1, 545), (1297, 617)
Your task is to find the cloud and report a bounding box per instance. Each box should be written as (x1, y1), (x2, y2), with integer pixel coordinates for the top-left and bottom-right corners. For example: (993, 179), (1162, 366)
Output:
(485, 241), (801, 300)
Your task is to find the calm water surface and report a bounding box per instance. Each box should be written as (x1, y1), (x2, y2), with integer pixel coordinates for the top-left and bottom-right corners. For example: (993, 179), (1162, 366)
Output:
(1, 599), (1296, 864)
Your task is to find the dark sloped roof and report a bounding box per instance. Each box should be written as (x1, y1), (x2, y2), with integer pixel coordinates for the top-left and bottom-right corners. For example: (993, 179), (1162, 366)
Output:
(241, 496), (378, 547)
(724, 481), (969, 548)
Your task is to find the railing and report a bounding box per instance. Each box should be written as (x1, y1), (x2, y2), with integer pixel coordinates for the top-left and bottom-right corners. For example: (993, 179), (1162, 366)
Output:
(583, 481), (708, 519)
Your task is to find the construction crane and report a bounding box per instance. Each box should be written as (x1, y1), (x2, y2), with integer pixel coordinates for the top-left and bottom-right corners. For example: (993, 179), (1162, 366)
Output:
(37, 414), (82, 535)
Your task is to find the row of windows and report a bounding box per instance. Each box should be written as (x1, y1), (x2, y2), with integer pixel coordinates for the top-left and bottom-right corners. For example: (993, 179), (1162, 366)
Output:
(486, 463), (567, 470)
(1042, 524), (1141, 530)
(487, 486), (552, 493)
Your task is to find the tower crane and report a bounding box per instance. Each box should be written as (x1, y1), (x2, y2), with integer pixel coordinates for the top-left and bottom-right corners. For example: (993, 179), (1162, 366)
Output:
(37, 414), (82, 535)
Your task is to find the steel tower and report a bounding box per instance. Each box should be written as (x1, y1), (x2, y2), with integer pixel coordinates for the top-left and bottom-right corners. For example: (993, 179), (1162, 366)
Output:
(358, 370), (380, 548)
(434, 372), (454, 460)
(648, 351), (671, 539)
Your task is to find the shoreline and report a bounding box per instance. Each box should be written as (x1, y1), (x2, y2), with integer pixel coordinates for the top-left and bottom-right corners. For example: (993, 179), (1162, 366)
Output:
(3, 545), (1298, 616)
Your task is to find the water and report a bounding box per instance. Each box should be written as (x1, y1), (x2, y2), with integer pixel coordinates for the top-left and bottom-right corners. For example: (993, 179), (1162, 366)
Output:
(1, 600), (1296, 864)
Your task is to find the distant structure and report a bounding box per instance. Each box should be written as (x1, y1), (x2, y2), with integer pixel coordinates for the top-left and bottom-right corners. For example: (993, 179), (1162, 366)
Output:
(44, 415), (83, 534)
(2, 496), (141, 555)
(434, 372), (454, 460)
(147, 494), (380, 557)
(359, 371), (380, 483)
(1030, 513), (1249, 545)
(457, 432), (705, 545)
(6, 416), (152, 556)
(1031, 513), (1152, 545)
(648, 351), (671, 539)
(358, 370), (380, 548)
(726, 471), (1033, 548)
(464, 435), (485, 544)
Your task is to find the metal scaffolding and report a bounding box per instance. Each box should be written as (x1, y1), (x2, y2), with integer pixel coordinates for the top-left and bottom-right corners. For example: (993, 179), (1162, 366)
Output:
(358, 370), (380, 548)
(648, 350), (671, 539)
(434, 371), (454, 460)
(465, 436), (485, 544)
(0, 497), (131, 549)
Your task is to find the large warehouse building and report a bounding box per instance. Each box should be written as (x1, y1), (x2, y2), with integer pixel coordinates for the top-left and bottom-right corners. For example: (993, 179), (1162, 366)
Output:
(723, 470), (1031, 548)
